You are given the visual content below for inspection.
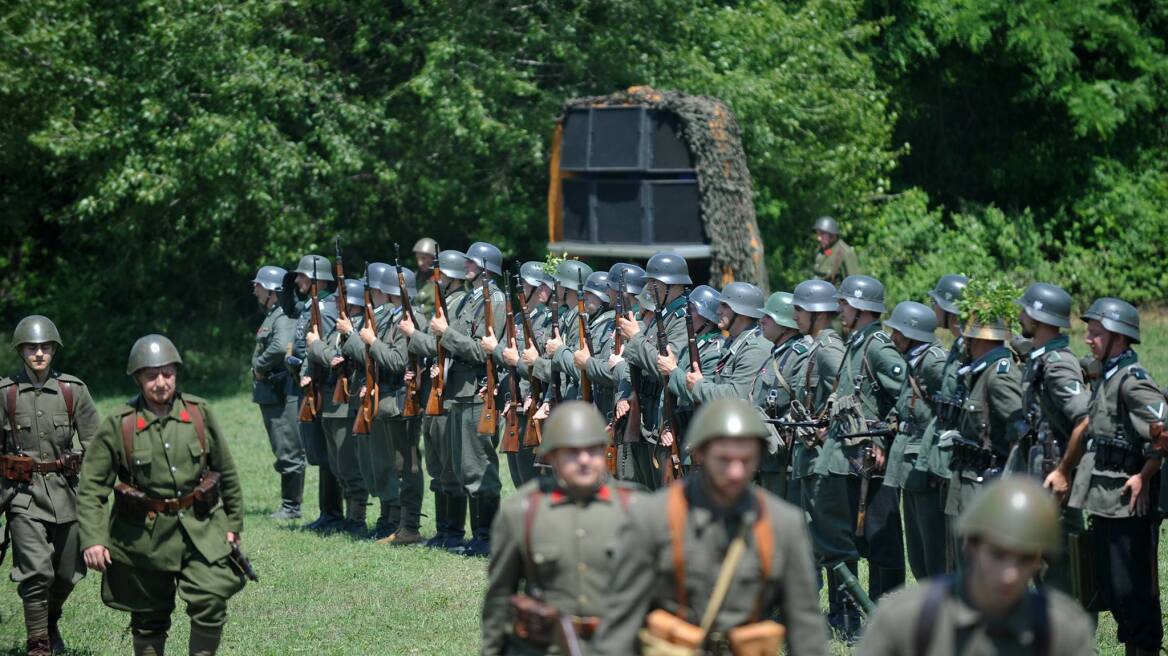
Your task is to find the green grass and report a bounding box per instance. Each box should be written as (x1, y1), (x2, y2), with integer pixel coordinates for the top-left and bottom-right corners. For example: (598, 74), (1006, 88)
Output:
(0, 314), (1165, 654)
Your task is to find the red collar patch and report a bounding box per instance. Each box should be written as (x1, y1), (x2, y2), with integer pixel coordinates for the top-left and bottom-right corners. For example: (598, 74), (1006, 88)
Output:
(549, 489), (567, 504)
(179, 409), (191, 423)
(824, 248), (833, 256)
(136, 416), (147, 431)
(596, 484), (612, 502)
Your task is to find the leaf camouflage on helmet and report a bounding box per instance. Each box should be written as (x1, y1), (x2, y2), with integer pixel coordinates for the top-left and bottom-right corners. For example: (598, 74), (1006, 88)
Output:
(957, 276), (1022, 339)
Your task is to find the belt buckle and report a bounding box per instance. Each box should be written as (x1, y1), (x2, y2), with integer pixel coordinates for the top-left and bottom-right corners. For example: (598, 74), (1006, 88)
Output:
(164, 498), (182, 513)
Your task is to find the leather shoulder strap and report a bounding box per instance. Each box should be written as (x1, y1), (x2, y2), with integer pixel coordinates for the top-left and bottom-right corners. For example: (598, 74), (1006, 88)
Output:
(120, 413), (137, 485)
(1030, 589), (1050, 656)
(59, 381), (74, 422)
(4, 385), (17, 453)
(914, 575), (953, 656)
(185, 400), (208, 470)
(666, 483), (689, 621)
(750, 490), (774, 621)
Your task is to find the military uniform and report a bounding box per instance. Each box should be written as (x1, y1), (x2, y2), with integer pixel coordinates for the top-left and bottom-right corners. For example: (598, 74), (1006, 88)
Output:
(812, 240), (859, 286)
(77, 391), (245, 655)
(1, 366), (99, 653)
(496, 296), (553, 487)
(1068, 348), (1164, 650)
(752, 334), (811, 500)
(251, 302), (305, 518)
(793, 327), (845, 560)
(665, 328), (723, 456)
(415, 273), (437, 318)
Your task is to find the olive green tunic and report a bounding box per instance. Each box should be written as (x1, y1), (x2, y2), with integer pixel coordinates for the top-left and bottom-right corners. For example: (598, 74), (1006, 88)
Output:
(812, 239), (860, 286)
(752, 335), (812, 495)
(884, 342), (947, 490)
(791, 329), (845, 481)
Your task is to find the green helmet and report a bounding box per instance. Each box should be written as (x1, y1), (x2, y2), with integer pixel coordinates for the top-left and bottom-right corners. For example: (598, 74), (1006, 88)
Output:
(685, 398), (768, 452)
(762, 292), (797, 329)
(294, 254), (334, 282)
(539, 401), (610, 452)
(812, 216), (839, 235)
(12, 315), (63, 350)
(1081, 297), (1140, 344)
(554, 259), (593, 291)
(126, 334), (183, 376)
(412, 237), (438, 257)
(1016, 282), (1072, 329)
(957, 476), (1061, 555)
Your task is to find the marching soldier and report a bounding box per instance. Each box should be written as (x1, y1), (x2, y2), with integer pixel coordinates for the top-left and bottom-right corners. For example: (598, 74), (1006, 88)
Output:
(787, 279), (848, 634)
(536, 259), (593, 403)
(289, 253), (343, 532)
(856, 476), (1096, 656)
(250, 266), (306, 520)
(432, 241), (506, 557)
(413, 237), (439, 317)
(78, 335), (247, 656)
(1013, 283), (1091, 598)
(817, 275), (906, 618)
(752, 291), (811, 500)
(1067, 299), (1163, 654)
(882, 301), (948, 579)
(657, 284), (723, 457)
(574, 271), (617, 419)
(614, 253), (691, 491)
(401, 249), (471, 549)
(361, 264), (429, 545)
(307, 277), (370, 536)
(481, 402), (637, 655)
(1, 316), (99, 656)
(592, 398), (828, 656)
(811, 216), (860, 285)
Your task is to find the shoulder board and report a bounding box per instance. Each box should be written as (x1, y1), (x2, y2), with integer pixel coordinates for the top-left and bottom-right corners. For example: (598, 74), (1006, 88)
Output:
(872, 331), (891, 344)
(180, 393), (209, 406)
(820, 333), (842, 347)
(1130, 367), (1148, 381)
(791, 342), (810, 355)
(0, 377), (14, 390)
(669, 307), (685, 319)
(996, 359), (1011, 374)
(1046, 350), (1062, 362)
(927, 345), (948, 360)
(113, 402), (137, 418)
(55, 373), (85, 385)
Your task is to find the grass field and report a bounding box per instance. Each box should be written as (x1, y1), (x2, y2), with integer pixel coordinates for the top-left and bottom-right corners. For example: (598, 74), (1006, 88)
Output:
(0, 316), (1166, 654)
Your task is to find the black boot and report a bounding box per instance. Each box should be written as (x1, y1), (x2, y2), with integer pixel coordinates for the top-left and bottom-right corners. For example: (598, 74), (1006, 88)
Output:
(306, 466), (343, 532)
(458, 494), (498, 558)
(271, 471), (304, 520)
(370, 502), (399, 540)
(450, 496), (479, 554)
(47, 599), (65, 655)
(444, 495), (468, 549)
(424, 493), (449, 548)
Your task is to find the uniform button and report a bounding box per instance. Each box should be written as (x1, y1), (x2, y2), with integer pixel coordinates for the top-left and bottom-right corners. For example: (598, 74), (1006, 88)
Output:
(39, 431), (46, 437)
(36, 410), (43, 417)
(170, 466), (177, 472)
(164, 443), (171, 449)
(533, 553), (545, 564)
(577, 595), (588, 605)
(178, 511), (184, 518)
(577, 562), (587, 573)
(575, 528), (585, 538)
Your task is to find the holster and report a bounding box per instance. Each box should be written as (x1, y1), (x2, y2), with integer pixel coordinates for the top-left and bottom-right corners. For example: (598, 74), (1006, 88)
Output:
(0, 453), (81, 483)
(508, 594), (559, 647)
(192, 471), (222, 519)
(1090, 434), (1143, 475)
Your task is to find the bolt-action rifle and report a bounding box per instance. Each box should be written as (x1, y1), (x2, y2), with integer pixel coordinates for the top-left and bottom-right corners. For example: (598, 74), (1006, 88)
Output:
(499, 271), (523, 453)
(352, 269), (379, 435)
(513, 263), (545, 446)
(576, 269), (593, 404)
(331, 238), (352, 404)
(297, 259), (323, 422)
(424, 243), (450, 416)
(394, 243), (422, 418)
(476, 269), (499, 435)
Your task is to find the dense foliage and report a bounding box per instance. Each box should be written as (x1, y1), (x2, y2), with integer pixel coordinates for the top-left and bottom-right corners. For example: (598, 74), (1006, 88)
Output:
(1, 0), (1164, 388)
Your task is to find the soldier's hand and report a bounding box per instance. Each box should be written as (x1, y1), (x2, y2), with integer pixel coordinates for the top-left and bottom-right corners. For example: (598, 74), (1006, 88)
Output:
(502, 345), (520, 367)
(227, 532), (239, 544)
(1122, 472), (1150, 515)
(1043, 467), (1071, 503)
(429, 364), (440, 379)
(83, 545), (112, 572)
(545, 335), (563, 355)
(430, 313), (448, 336)
(873, 445), (886, 471)
(660, 428), (675, 447)
(359, 325), (377, 345)
(336, 317), (353, 335)
(404, 369), (416, 383)
(534, 402), (551, 420)
(615, 399), (630, 420)
(306, 327), (320, 346)
(573, 348), (590, 369)
(330, 356), (345, 368)
(400, 313), (416, 337)
(299, 376), (312, 388)
(685, 362), (703, 390)
(608, 351), (624, 369)
(522, 344), (538, 367)
(656, 345), (678, 378)
(480, 331), (499, 353)
(617, 313), (640, 340)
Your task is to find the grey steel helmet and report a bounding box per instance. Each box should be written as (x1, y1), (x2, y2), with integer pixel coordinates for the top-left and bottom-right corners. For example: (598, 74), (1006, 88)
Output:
(928, 274), (969, 316)
(519, 261), (555, 289)
(374, 267), (416, 298)
(685, 398), (769, 452)
(688, 285), (722, 324)
(836, 275), (886, 313)
(885, 301), (937, 343)
(294, 254), (334, 282)
(1016, 283), (1072, 329)
(720, 282), (765, 319)
(645, 252), (692, 285)
(466, 242), (503, 276)
(412, 237), (438, 257)
(554, 259), (593, 291)
(792, 279), (838, 313)
(812, 216), (840, 235)
(583, 271), (610, 299)
(958, 475), (1061, 555)
(1082, 297), (1141, 343)
(12, 316), (62, 350)
(126, 334), (183, 375)
(343, 278), (365, 306)
(762, 292), (797, 330)
(437, 250), (469, 280)
(963, 318), (1011, 341)
(252, 266), (287, 292)
(365, 263), (392, 291)
(608, 263), (647, 294)
(539, 401), (611, 452)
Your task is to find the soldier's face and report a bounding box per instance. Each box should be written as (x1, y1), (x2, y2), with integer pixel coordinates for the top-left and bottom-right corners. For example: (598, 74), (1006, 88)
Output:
(1085, 320), (1122, 361)
(839, 301), (860, 328)
(964, 538), (1042, 612)
(814, 230), (834, 249)
(932, 302), (946, 326)
(465, 260), (480, 281)
(585, 292), (604, 314)
(701, 438), (760, 502)
(295, 273), (310, 295)
(795, 308), (812, 334)
(549, 446), (607, 491)
(415, 253), (434, 271)
(20, 343), (54, 374)
(1018, 311), (1037, 338)
(136, 365), (178, 406)
(760, 315), (781, 341)
(889, 329), (911, 353)
(253, 283), (272, 306)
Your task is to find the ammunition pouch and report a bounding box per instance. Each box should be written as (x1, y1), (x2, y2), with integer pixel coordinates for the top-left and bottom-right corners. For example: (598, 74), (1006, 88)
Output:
(932, 391), (964, 431)
(637, 375), (663, 431)
(1089, 434), (1143, 475)
(113, 470), (222, 519)
(508, 594), (599, 646)
(638, 610), (785, 656)
(0, 453), (82, 483)
(948, 434), (999, 476)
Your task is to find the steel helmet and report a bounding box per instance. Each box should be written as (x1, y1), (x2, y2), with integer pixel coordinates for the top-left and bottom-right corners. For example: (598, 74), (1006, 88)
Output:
(957, 475), (1061, 555)
(885, 301), (937, 343)
(812, 216), (840, 235)
(762, 292), (797, 330)
(608, 263), (647, 294)
(539, 401), (611, 452)
(836, 275), (886, 314)
(688, 285), (722, 324)
(343, 278), (365, 307)
(583, 271), (610, 299)
(792, 279), (838, 313)
(376, 267), (416, 298)
(412, 237), (438, 257)
(554, 260), (593, 291)
(126, 334), (183, 375)
(466, 242), (503, 276)
(519, 261), (555, 289)
(962, 318), (1011, 341)
(253, 266), (287, 292)
(928, 274), (968, 316)
(293, 254), (334, 282)
(12, 316), (63, 350)
(437, 250), (469, 280)
(1017, 283), (1072, 329)
(720, 282), (765, 319)
(645, 252), (692, 285)
(364, 262), (392, 290)
(685, 398), (769, 452)
(1081, 297), (1140, 344)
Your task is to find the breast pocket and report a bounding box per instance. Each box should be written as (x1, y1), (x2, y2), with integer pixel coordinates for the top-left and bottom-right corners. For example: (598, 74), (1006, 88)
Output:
(188, 440), (206, 466)
(530, 545), (560, 583)
(11, 413), (31, 441)
(52, 413), (72, 443)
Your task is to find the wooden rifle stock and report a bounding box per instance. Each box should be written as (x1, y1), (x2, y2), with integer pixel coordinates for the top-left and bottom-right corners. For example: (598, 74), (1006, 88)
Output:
(353, 280), (378, 435)
(548, 289), (563, 404)
(425, 253), (449, 416)
(331, 238), (351, 404)
(576, 271), (593, 403)
(475, 272), (499, 435)
(619, 283), (643, 444)
(514, 271), (545, 447)
(298, 274), (324, 422)
(499, 273), (522, 453)
(394, 244), (422, 417)
(655, 291), (682, 484)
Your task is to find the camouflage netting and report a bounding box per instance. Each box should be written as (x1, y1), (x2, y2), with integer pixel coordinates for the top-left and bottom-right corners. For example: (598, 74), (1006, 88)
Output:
(556, 86), (769, 292)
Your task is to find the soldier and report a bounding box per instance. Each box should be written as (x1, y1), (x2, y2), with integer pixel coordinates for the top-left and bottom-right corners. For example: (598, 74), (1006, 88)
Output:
(361, 264), (429, 545)
(1066, 299), (1163, 654)
(817, 275), (905, 625)
(614, 253), (691, 491)
(250, 266), (306, 521)
(401, 249), (471, 549)
(657, 284), (723, 457)
(307, 277), (370, 536)
(535, 259), (593, 404)
(289, 253), (343, 532)
(856, 476), (1096, 656)
(574, 271), (617, 420)
(78, 335), (246, 656)
(481, 402), (637, 655)
(431, 241), (506, 557)
(752, 291), (811, 500)
(413, 237), (439, 317)
(882, 301), (947, 579)
(1012, 283), (1091, 598)
(1, 316), (99, 656)
(811, 216), (859, 285)
(787, 279), (848, 635)
(592, 398), (827, 656)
